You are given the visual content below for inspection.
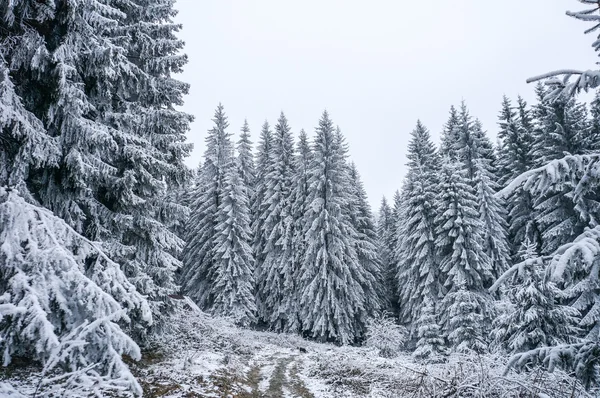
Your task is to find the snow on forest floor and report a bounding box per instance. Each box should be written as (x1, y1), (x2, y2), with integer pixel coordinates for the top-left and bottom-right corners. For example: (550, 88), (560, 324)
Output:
(2, 300), (597, 397)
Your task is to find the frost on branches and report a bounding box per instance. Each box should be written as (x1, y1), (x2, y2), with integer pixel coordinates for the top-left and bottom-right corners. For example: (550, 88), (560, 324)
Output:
(0, 188), (149, 396)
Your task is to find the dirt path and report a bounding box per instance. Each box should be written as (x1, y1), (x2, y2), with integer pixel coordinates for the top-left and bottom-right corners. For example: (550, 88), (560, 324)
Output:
(259, 355), (315, 398)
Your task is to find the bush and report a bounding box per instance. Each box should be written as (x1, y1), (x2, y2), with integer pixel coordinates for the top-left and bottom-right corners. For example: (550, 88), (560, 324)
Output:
(364, 314), (408, 358)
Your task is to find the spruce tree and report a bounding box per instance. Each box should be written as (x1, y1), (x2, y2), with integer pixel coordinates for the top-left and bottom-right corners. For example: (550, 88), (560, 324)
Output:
(251, 121), (274, 272)
(284, 129), (313, 333)
(377, 197), (397, 311)
(395, 121), (441, 325)
(181, 104), (233, 308)
(0, 188), (150, 395)
(491, 239), (579, 354)
(237, 119), (256, 194)
(435, 160), (494, 352)
(474, 159), (511, 279)
(413, 297), (447, 362)
(440, 105), (460, 159)
(348, 162), (384, 314)
(298, 111), (374, 344)
(211, 165), (257, 326)
(256, 112), (296, 331)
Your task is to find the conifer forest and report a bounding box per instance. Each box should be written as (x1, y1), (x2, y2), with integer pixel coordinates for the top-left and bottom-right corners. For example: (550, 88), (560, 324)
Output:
(2, 0), (600, 397)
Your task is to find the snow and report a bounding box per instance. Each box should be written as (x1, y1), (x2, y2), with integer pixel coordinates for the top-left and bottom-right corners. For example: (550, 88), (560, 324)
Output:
(5, 300), (594, 397)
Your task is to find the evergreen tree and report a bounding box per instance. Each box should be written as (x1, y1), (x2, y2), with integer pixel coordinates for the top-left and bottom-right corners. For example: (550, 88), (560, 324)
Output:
(181, 104), (233, 308)
(440, 105), (460, 159)
(531, 83), (590, 166)
(0, 188), (150, 395)
(285, 129), (313, 333)
(251, 121), (273, 272)
(237, 119), (256, 194)
(395, 121), (441, 326)
(211, 165), (257, 326)
(256, 112), (296, 331)
(377, 197), (397, 311)
(435, 160), (494, 352)
(474, 159), (511, 279)
(348, 162), (384, 314)
(413, 297), (447, 363)
(298, 111), (374, 344)
(497, 96), (535, 186)
(491, 239), (579, 354)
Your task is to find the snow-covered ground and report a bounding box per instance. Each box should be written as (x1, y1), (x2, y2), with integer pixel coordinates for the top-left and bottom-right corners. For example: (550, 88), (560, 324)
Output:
(2, 300), (596, 397)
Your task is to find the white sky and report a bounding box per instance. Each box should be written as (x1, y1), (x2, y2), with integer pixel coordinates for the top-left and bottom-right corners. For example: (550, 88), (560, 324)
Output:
(174, 0), (598, 209)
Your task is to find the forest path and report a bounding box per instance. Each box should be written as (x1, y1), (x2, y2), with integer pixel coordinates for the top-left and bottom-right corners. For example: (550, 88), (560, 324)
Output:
(251, 353), (315, 398)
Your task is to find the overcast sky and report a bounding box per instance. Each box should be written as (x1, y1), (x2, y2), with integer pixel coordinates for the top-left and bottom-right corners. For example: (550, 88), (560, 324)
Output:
(174, 0), (598, 209)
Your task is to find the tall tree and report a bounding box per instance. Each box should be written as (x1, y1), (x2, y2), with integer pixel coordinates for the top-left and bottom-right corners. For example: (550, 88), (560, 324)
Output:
(395, 121), (441, 326)
(237, 119), (256, 194)
(181, 104), (233, 309)
(211, 165), (257, 325)
(298, 111), (375, 344)
(377, 197), (397, 311)
(284, 129), (313, 333)
(256, 112), (296, 331)
(348, 162), (384, 314)
(435, 160), (494, 352)
(251, 121), (273, 273)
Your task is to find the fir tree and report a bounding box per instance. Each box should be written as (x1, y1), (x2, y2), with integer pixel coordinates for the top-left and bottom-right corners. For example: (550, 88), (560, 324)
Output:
(395, 121), (441, 326)
(435, 160), (494, 352)
(298, 111), (374, 344)
(440, 105), (460, 159)
(256, 112), (296, 331)
(413, 297), (447, 363)
(474, 159), (511, 279)
(377, 197), (397, 311)
(348, 162), (384, 314)
(284, 129), (313, 333)
(211, 165), (257, 326)
(491, 239), (579, 354)
(181, 104), (233, 308)
(237, 119), (256, 194)
(251, 121), (274, 272)
(0, 188), (150, 395)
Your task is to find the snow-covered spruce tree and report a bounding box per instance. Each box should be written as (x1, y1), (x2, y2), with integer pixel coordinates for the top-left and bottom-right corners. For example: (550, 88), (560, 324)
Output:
(497, 96), (536, 186)
(395, 121), (441, 326)
(251, 121), (274, 273)
(181, 104), (234, 309)
(283, 129), (314, 334)
(256, 112), (296, 331)
(474, 159), (511, 279)
(530, 83), (591, 166)
(435, 159), (494, 353)
(96, 0), (193, 333)
(499, 96), (542, 256)
(0, 188), (150, 396)
(490, 239), (579, 355)
(413, 297), (447, 363)
(452, 102), (497, 180)
(440, 105), (460, 159)
(500, 154), (600, 387)
(377, 197), (398, 311)
(348, 162), (385, 313)
(3, 0), (192, 337)
(237, 119), (256, 197)
(298, 111), (375, 344)
(211, 165), (257, 326)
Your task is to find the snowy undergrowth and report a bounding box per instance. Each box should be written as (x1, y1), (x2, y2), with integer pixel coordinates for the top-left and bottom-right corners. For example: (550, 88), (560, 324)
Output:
(3, 302), (597, 397)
